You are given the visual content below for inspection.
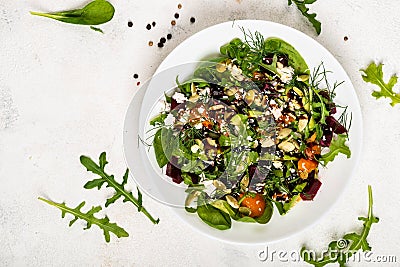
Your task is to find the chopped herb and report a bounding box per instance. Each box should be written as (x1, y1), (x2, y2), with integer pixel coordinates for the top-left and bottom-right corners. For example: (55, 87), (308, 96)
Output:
(90, 26), (104, 33)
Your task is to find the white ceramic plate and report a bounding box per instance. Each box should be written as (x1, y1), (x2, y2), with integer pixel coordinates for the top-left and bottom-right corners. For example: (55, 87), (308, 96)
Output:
(123, 20), (362, 244)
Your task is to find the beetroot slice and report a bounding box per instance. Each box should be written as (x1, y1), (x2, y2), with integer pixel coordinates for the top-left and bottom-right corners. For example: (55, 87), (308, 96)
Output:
(300, 179), (322, 201)
(320, 127), (333, 147)
(171, 98), (178, 110)
(166, 161), (183, 184)
(326, 116), (347, 134)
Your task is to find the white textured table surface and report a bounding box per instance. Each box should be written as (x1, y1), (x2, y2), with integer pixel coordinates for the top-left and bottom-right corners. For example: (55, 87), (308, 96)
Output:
(1, 0), (400, 266)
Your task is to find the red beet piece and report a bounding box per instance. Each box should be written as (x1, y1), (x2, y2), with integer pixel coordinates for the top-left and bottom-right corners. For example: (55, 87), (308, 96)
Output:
(166, 162), (183, 184)
(326, 116), (347, 134)
(300, 179), (322, 200)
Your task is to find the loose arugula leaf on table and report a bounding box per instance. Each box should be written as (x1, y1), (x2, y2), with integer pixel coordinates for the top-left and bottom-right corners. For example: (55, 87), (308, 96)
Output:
(361, 62), (400, 106)
(80, 152), (160, 224)
(30, 0), (114, 29)
(288, 0), (321, 35)
(301, 185), (379, 267)
(320, 134), (351, 166)
(38, 197), (128, 242)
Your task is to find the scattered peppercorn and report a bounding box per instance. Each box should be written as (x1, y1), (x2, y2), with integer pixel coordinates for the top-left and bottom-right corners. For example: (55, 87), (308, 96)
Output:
(167, 33), (172, 40)
(190, 17), (196, 23)
(128, 21), (133, 27)
(171, 20), (176, 26)
(146, 24), (151, 30)
(174, 13), (179, 19)
(178, 3), (182, 9)
(152, 21), (156, 27)
(133, 74), (139, 79)
(148, 41), (154, 46)
(137, 82), (140, 86)
(160, 37), (166, 44)
(344, 36), (348, 41)
(157, 42), (164, 48)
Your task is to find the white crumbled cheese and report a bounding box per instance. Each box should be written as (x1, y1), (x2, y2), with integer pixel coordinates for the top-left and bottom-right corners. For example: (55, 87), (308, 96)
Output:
(198, 107), (205, 114)
(271, 106), (282, 120)
(272, 161), (283, 169)
(164, 113), (175, 125)
(277, 65), (294, 84)
(203, 180), (213, 187)
(191, 144), (200, 153)
(194, 122), (203, 129)
(199, 87), (211, 96)
(172, 92), (188, 104)
(246, 136), (253, 141)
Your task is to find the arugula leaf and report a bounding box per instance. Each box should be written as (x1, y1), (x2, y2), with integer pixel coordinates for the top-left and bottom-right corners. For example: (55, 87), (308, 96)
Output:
(80, 152), (160, 224)
(38, 197), (128, 242)
(320, 134), (351, 165)
(288, 0), (321, 35)
(360, 62), (400, 106)
(301, 185), (379, 266)
(30, 0), (114, 26)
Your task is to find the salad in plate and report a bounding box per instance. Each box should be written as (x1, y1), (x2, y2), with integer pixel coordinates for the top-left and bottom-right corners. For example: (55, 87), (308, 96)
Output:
(147, 29), (351, 230)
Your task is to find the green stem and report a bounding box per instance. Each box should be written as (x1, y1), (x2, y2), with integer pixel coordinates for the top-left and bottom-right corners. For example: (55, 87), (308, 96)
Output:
(30, 11), (66, 20)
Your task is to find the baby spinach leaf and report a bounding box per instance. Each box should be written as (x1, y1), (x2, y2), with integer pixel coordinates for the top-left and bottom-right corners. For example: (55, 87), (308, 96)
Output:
(153, 129), (169, 168)
(30, 0), (115, 26)
(264, 37), (309, 74)
(80, 152), (160, 224)
(38, 197), (128, 242)
(197, 195), (231, 230)
(320, 134), (351, 165)
(361, 62), (400, 106)
(301, 185), (379, 266)
(288, 0), (321, 35)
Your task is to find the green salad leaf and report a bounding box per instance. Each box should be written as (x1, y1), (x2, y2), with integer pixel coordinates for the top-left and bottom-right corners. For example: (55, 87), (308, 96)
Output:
(360, 62), (400, 106)
(80, 152), (160, 224)
(264, 37), (309, 73)
(197, 194), (232, 230)
(38, 197), (128, 242)
(301, 185), (379, 266)
(288, 0), (321, 35)
(153, 129), (169, 168)
(320, 134), (351, 165)
(30, 0), (115, 26)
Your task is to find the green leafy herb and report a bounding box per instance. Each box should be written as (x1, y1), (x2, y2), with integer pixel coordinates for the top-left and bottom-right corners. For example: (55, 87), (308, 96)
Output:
(30, 0), (115, 26)
(320, 134), (351, 165)
(196, 194), (231, 230)
(301, 185), (379, 266)
(153, 129), (169, 168)
(361, 62), (400, 106)
(90, 26), (104, 33)
(38, 197), (128, 242)
(288, 0), (321, 35)
(264, 37), (309, 74)
(80, 152), (160, 224)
